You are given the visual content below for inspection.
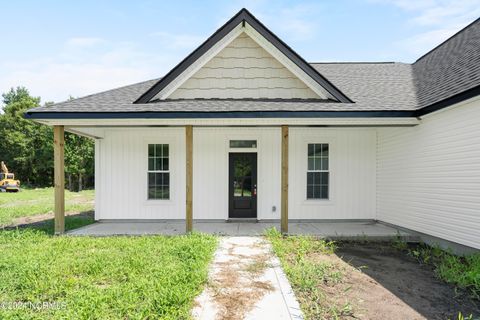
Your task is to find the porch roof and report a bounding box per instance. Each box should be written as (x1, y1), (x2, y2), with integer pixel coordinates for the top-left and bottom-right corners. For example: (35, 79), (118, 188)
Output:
(25, 62), (419, 118)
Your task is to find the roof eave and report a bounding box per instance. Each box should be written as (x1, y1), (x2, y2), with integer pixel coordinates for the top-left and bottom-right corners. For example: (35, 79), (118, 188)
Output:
(414, 85), (480, 117)
(24, 110), (416, 120)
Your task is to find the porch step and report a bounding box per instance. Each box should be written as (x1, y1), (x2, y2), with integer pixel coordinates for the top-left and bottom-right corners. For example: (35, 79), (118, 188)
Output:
(226, 218), (258, 223)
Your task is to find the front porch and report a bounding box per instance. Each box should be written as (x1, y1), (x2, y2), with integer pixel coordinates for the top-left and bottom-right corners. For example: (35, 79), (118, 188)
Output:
(66, 220), (418, 241)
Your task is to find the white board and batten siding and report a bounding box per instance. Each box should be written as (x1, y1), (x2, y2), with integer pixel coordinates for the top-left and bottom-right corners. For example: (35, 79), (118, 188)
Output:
(95, 128), (186, 220)
(95, 127), (377, 221)
(289, 128), (377, 220)
(193, 127), (281, 220)
(377, 97), (480, 249)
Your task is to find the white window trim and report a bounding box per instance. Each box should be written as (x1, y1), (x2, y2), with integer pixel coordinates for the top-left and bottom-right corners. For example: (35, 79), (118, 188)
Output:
(300, 136), (336, 206)
(147, 143), (171, 201)
(306, 143), (330, 201)
(143, 140), (175, 205)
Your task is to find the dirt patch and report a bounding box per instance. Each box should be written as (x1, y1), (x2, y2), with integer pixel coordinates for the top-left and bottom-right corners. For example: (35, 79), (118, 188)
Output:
(335, 243), (480, 320)
(2, 211), (93, 229)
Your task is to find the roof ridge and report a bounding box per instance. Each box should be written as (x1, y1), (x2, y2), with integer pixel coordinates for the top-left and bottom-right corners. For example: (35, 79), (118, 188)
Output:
(310, 62), (398, 65)
(414, 17), (480, 64)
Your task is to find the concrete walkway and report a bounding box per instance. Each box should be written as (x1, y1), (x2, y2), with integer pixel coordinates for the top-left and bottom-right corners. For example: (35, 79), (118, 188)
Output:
(67, 221), (417, 241)
(192, 237), (303, 320)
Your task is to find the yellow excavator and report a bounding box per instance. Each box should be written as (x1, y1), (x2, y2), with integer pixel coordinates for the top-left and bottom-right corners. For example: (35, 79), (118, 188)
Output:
(0, 161), (20, 192)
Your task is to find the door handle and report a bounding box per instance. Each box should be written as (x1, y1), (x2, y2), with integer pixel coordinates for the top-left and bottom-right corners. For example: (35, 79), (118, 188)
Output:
(253, 184), (257, 196)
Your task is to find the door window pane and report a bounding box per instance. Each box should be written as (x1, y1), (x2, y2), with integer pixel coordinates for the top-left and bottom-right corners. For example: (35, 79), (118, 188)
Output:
(233, 155), (253, 197)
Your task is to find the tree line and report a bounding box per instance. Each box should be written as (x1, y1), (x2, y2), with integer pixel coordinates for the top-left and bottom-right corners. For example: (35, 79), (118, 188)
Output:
(0, 87), (94, 191)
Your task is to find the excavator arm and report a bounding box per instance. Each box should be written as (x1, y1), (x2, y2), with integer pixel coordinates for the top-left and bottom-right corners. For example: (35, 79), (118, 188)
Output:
(0, 161), (8, 174)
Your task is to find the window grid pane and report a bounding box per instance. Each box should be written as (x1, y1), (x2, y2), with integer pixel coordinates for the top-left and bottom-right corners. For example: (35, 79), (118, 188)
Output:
(148, 144), (170, 200)
(306, 143), (329, 200)
(230, 140), (257, 148)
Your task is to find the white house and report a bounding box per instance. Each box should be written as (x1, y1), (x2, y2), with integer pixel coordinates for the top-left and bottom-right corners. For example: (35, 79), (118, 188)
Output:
(26, 9), (480, 250)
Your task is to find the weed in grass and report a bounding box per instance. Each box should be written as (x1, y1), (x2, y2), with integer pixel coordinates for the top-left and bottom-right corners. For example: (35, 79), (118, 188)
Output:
(265, 227), (351, 320)
(452, 312), (474, 320)
(391, 236), (408, 251)
(0, 229), (217, 319)
(393, 240), (480, 300)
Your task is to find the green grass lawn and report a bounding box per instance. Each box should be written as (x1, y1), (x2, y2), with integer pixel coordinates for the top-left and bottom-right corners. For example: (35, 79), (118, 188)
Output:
(0, 188), (218, 319)
(0, 220), (217, 319)
(0, 188), (94, 226)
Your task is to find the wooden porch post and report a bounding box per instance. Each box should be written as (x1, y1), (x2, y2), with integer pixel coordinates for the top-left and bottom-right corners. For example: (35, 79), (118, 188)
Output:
(54, 125), (65, 234)
(281, 125), (289, 234)
(186, 125), (193, 233)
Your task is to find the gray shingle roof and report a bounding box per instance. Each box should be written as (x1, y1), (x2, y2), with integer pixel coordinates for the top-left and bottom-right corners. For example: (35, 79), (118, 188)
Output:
(26, 18), (480, 117)
(312, 62), (417, 111)
(26, 62), (417, 113)
(412, 18), (480, 109)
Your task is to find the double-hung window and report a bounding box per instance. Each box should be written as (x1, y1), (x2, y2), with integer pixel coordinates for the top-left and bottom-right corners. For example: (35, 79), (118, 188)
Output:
(148, 144), (170, 200)
(307, 143), (329, 200)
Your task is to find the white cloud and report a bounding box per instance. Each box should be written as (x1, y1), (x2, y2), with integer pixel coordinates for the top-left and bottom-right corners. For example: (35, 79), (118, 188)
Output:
(1, 3), (326, 104)
(397, 24), (466, 55)
(375, 0), (436, 11)
(408, 0), (480, 26)
(149, 31), (205, 49)
(0, 29), (210, 104)
(268, 4), (321, 40)
(220, 1), (323, 41)
(373, 0), (480, 26)
(65, 37), (105, 47)
(0, 39), (177, 103)
(375, 0), (480, 59)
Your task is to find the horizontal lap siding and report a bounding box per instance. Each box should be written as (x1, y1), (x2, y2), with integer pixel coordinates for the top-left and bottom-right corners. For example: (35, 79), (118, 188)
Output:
(289, 128), (377, 219)
(377, 98), (480, 249)
(96, 128), (185, 220)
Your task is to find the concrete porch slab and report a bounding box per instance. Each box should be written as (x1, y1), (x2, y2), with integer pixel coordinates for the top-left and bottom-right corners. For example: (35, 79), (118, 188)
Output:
(67, 220), (418, 241)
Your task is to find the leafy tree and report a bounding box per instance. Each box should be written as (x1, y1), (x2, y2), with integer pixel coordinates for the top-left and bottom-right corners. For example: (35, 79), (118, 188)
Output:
(65, 133), (94, 191)
(0, 87), (94, 189)
(0, 87), (53, 186)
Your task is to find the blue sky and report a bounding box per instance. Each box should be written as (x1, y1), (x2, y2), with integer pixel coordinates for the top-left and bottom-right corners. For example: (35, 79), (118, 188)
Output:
(0, 0), (478, 104)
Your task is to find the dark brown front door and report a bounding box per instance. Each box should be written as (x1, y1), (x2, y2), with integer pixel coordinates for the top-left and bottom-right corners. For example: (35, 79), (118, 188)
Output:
(229, 153), (257, 218)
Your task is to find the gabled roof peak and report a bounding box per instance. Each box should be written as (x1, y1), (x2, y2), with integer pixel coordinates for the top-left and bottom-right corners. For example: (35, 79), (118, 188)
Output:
(134, 8), (352, 104)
